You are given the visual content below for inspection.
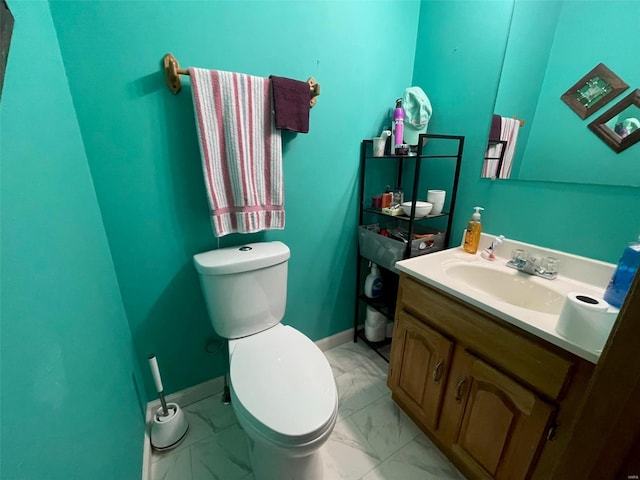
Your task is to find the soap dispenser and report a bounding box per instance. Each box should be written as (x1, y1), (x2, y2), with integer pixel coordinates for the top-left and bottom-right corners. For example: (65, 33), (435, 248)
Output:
(364, 262), (384, 298)
(463, 206), (484, 254)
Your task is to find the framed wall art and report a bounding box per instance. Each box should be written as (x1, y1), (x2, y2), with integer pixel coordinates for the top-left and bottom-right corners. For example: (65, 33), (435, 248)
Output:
(588, 88), (640, 154)
(561, 63), (628, 120)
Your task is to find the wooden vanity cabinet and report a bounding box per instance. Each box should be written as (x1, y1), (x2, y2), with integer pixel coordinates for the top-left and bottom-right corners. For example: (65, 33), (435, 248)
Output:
(388, 311), (453, 430)
(388, 274), (595, 480)
(439, 348), (554, 479)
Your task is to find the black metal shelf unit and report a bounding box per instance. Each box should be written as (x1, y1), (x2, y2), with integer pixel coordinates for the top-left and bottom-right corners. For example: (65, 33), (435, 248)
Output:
(354, 133), (465, 361)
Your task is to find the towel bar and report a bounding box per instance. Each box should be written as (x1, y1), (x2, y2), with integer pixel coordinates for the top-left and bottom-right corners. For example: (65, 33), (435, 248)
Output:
(163, 53), (320, 107)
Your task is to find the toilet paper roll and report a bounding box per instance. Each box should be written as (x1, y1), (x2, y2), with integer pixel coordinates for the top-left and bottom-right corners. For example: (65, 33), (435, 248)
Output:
(365, 307), (386, 342)
(555, 292), (618, 352)
(365, 306), (385, 327)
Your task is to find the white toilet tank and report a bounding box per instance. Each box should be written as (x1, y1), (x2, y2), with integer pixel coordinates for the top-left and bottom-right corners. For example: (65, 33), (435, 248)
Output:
(193, 242), (291, 339)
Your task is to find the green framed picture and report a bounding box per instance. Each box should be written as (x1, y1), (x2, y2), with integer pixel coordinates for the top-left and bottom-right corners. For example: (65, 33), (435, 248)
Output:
(561, 63), (629, 120)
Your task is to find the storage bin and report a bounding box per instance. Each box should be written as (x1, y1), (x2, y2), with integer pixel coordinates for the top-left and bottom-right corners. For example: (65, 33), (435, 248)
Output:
(358, 224), (446, 272)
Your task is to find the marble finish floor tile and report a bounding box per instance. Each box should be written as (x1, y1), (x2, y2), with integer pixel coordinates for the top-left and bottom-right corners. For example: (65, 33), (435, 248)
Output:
(350, 392), (422, 461)
(322, 417), (381, 480)
(324, 341), (379, 377)
(190, 424), (252, 480)
(151, 445), (192, 480)
(334, 365), (389, 421)
(147, 340), (466, 480)
(151, 394), (237, 462)
(361, 433), (467, 480)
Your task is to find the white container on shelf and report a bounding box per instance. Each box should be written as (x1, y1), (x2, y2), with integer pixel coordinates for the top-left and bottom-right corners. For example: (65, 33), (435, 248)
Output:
(364, 306), (386, 342)
(427, 190), (446, 215)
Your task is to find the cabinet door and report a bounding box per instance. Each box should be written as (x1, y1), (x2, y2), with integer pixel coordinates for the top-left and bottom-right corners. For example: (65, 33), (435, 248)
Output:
(441, 349), (554, 480)
(388, 311), (453, 430)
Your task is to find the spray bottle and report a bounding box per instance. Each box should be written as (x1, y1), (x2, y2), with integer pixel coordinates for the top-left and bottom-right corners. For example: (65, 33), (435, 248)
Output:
(393, 99), (405, 154)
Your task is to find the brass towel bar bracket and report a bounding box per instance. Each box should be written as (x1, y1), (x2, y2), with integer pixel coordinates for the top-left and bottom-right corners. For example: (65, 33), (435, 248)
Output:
(163, 53), (320, 107)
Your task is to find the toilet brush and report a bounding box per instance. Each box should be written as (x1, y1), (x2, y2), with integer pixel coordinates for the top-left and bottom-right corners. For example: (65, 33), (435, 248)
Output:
(147, 354), (189, 451)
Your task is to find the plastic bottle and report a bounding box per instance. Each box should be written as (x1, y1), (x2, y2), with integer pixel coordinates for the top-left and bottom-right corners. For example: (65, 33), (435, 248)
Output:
(603, 235), (640, 308)
(364, 262), (384, 298)
(463, 206), (484, 254)
(393, 99), (404, 151)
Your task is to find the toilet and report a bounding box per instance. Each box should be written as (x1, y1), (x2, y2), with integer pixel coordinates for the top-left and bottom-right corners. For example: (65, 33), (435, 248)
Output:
(193, 241), (338, 480)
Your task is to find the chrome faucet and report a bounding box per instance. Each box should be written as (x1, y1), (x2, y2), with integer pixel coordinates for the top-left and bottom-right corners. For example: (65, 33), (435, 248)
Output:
(506, 250), (559, 280)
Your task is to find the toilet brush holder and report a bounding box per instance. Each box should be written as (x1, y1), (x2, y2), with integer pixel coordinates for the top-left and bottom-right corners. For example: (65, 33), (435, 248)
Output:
(148, 354), (189, 451)
(150, 402), (189, 451)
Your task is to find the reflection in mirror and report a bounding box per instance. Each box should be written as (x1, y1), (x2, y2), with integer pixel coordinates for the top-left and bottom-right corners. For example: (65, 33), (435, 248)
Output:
(0, 0), (15, 101)
(481, 0), (640, 187)
(482, 115), (522, 179)
(607, 106), (640, 139)
(588, 89), (640, 154)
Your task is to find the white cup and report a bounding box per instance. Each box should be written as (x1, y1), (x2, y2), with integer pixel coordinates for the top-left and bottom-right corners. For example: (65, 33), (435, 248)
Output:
(372, 137), (386, 157)
(427, 190), (446, 215)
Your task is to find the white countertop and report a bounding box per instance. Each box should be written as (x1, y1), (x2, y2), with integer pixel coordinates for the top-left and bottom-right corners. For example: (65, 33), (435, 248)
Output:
(395, 233), (618, 364)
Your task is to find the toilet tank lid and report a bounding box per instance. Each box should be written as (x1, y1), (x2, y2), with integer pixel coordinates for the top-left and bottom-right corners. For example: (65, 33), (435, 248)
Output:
(193, 241), (290, 275)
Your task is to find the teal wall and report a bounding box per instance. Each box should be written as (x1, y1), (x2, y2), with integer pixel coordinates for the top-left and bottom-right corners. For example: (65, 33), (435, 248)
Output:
(0, 2), (144, 479)
(413, 0), (640, 263)
(48, 0), (421, 397)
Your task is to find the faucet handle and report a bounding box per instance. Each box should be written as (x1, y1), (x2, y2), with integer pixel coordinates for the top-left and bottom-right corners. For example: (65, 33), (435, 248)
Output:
(511, 249), (528, 267)
(539, 256), (559, 275)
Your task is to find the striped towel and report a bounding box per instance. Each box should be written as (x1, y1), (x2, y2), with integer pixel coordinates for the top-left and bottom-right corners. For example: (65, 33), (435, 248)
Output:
(483, 116), (520, 179)
(189, 68), (284, 237)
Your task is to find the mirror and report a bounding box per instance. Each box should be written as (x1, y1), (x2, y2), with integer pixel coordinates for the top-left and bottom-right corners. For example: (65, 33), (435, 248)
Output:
(0, 0), (14, 101)
(589, 89), (640, 153)
(481, 0), (640, 187)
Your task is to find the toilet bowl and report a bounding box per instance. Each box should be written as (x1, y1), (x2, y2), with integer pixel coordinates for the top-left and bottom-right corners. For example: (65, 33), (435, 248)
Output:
(229, 324), (337, 479)
(193, 242), (338, 480)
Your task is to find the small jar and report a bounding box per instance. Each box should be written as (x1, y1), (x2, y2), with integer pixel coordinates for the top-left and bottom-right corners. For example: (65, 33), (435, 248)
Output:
(394, 144), (409, 156)
(393, 189), (404, 205)
(381, 193), (393, 208)
(371, 195), (382, 208)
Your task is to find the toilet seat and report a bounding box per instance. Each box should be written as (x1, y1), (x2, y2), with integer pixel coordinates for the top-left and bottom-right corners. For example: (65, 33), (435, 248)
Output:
(229, 324), (338, 446)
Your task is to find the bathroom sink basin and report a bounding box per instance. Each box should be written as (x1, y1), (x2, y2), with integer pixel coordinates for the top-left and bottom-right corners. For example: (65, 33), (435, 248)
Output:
(442, 263), (565, 315)
(394, 233), (618, 363)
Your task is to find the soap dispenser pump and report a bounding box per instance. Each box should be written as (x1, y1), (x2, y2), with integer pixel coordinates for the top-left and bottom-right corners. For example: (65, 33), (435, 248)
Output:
(463, 206), (484, 254)
(364, 262), (384, 298)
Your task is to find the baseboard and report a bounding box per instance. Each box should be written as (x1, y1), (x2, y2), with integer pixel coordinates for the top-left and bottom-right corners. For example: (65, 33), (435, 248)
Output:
(141, 328), (352, 479)
(141, 402), (153, 480)
(314, 327), (352, 352)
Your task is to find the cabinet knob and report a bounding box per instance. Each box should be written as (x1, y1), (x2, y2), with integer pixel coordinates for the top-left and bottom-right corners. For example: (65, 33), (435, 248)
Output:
(433, 359), (444, 384)
(455, 377), (468, 403)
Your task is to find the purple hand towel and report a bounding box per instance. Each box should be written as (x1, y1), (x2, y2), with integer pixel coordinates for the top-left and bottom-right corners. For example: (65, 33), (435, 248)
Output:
(269, 75), (310, 133)
(489, 114), (502, 141)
